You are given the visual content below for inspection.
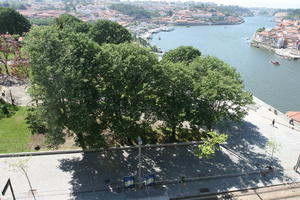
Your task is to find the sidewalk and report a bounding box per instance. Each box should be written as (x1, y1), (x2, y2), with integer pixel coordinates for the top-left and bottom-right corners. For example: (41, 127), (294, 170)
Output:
(1, 96), (300, 200)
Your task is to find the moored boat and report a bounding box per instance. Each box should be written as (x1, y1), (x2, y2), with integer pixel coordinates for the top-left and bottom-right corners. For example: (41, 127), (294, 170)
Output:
(271, 61), (280, 65)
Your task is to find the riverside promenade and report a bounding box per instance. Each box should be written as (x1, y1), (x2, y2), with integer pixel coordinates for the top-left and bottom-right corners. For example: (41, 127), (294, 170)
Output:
(1, 97), (300, 200)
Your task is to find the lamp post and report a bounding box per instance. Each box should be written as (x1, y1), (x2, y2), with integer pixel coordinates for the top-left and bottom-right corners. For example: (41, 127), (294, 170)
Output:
(137, 136), (143, 187)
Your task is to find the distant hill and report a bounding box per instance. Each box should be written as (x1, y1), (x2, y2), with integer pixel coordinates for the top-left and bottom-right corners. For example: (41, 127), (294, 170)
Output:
(109, 3), (151, 20)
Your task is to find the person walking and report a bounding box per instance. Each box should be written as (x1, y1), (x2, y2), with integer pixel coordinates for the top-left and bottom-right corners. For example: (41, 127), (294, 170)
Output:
(272, 119), (275, 127)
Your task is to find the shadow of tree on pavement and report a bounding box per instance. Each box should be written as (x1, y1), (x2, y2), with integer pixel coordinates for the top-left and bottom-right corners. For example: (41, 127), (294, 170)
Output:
(59, 120), (292, 199)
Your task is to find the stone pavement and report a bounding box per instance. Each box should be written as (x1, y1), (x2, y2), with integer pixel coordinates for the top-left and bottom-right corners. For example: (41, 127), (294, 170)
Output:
(1, 97), (300, 200)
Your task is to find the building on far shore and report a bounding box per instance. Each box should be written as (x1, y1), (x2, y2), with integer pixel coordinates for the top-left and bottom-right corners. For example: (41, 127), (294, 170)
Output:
(286, 111), (300, 123)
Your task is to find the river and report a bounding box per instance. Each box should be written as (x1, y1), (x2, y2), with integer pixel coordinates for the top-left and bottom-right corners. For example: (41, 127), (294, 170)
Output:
(151, 16), (300, 113)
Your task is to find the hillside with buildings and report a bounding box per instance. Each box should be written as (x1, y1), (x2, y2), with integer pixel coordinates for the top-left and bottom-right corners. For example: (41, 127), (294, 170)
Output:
(7, 0), (251, 42)
(252, 19), (300, 59)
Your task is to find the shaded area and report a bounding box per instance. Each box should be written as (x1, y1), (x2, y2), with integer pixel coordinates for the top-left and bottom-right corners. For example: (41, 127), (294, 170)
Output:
(59, 120), (291, 199)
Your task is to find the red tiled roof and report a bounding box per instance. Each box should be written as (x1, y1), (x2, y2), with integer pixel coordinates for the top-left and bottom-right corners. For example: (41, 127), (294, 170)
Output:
(286, 111), (300, 123)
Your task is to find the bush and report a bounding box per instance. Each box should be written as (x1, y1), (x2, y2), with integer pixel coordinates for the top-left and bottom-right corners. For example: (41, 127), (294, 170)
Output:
(25, 107), (47, 134)
(0, 98), (17, 119)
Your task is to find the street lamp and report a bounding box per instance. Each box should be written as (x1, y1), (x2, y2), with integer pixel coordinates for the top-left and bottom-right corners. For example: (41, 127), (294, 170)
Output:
(137, 136), (143, 187)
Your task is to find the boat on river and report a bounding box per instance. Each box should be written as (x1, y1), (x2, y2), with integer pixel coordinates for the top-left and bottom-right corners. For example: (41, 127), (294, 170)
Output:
(271, 61), (280, 65)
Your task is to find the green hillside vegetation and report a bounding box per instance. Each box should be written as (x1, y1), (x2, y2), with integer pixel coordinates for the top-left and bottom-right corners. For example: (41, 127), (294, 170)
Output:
(109, 3), (152, 19)
(30, 18), (56, 26)
(286, 9), (300, 20)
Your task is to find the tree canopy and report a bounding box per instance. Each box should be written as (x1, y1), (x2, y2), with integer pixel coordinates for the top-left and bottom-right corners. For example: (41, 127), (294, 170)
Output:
(161, 46), (201, 64)
(25, 26), (106, 148)
(88, 20), (131, 45)
(25, 27), (252, 151)
(0, 7), (31, 35)
(54, 14), (131, 45)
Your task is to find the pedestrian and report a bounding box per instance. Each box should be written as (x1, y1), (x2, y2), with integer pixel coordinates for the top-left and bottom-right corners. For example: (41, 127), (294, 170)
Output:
(1, 86), (5, 97)
(272, 119), (275, 126)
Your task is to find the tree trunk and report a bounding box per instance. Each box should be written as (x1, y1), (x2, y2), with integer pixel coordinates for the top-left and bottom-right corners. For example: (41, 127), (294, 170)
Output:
(171, 125), (176, 142)
(77, 133), (87, 150)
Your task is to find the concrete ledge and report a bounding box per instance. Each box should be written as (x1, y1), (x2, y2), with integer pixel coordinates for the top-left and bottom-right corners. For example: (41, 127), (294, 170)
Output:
(0, 141), (204, 158)
(170, 180), (300, 200)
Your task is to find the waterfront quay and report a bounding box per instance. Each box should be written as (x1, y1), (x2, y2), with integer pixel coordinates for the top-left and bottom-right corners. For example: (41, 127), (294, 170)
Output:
(1, 96), (300, 200)
(251, 19), (300, 60)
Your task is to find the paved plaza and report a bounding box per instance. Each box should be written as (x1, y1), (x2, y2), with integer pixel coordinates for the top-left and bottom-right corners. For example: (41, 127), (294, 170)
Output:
(1, 97), (300, 200)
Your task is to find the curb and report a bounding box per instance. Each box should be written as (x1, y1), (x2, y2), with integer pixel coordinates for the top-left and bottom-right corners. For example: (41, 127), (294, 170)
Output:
(170, 180), (300, 200)
(0, 141), (203, 158)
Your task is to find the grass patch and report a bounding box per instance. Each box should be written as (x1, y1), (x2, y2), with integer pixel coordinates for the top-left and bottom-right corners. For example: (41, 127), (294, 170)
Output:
(0, 106), (32, 153)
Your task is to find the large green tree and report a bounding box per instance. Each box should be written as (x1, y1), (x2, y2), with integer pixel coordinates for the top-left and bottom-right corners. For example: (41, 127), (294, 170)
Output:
(152, 62), (194, 141)
(161, 46), (201, 64)
(189, 56), (252, 130)
(99, 43), (158, 144)
(0, 7), (30, 35)
(25, 26), (156, 148)
(55, 14), (90, 33)
(88, 20), (131, 45)
(25, 26), (107, 149)
(25, 24), (252, 151)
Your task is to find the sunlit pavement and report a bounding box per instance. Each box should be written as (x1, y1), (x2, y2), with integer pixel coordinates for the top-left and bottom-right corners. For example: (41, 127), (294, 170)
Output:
(1, 96), (300, 200)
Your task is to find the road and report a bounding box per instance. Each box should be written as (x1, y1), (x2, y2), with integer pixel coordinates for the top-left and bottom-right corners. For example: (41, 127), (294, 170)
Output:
(174, 182), (300, 200)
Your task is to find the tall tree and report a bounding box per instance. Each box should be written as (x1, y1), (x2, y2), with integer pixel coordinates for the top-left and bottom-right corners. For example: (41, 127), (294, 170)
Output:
(88, 20), (131, 45)
(152, 62), (194, 141)
(99, 43), (158, 144)
(25, 26), (156, 148)
(161, 46), (201, 64)
(189, 56), (252, 130)
(55, 13), (81, 29)
(0, 7), (31, 35)
(25, 26), (107, 149)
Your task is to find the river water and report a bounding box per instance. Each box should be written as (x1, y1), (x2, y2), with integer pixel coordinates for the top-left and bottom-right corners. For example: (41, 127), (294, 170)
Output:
(151, 16), (300, 113)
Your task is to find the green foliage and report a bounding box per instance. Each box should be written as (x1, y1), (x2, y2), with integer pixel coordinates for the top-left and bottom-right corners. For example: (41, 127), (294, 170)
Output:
(267, 138), (281, 159)
(55, 14), (82, 29)
(0, 7), (31, 35)
(54, 15), (131, 45)
(162, 46), (201, 64)
(109, 3), (151, 19)
(151, 62), (194, 141)
(196, 131), (228, 159)
(0, 98), (17, 119)
(189, 56), (252, 130)
(99, 43), (158, 144)
(0, 2), (27, 10)
(88, 20), (131, 45)
(25, 107), (47, 134)
(256, 27), (265, 32)
(286, 9), (300, 20)
(55, 14), (91, 34)
(25, 26), (105, 149)
(215, 5), (253, 17)
(25, 25), (252, 153)
(30, 18), (55, 26)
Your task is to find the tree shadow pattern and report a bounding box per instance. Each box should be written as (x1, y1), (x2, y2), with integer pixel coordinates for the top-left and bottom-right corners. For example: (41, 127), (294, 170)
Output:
(59, 120), (293, 199)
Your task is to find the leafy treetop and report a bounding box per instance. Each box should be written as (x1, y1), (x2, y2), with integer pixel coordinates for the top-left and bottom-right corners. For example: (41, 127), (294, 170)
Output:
(0, 7), (31, 35)
(161, 46), (201, 64)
